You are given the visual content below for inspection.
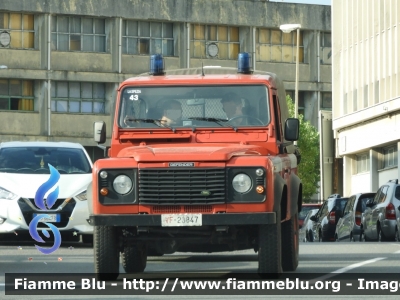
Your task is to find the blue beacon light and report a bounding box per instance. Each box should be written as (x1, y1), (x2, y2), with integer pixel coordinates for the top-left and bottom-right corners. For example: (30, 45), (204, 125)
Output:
(237, 52), (252, 74)
(149, 54), (165, 75)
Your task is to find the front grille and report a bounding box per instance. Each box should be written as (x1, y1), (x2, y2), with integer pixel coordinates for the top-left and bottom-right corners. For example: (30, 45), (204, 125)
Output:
(139, 168), (226, 204)
(18, 198), (76, 228)
(152, 205), (213, 213)
(184, 205), (213, 213)
(152, 206), (181, 213)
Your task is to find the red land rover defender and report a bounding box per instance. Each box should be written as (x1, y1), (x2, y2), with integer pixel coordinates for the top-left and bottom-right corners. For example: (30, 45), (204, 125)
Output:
(88, 53), (302, 279)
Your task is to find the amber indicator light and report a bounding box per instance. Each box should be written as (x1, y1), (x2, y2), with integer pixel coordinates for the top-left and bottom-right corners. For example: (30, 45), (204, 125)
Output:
(256, 186), (265, 194)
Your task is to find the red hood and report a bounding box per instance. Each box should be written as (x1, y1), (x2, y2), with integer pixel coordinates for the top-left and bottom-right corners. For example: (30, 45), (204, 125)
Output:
(117, 144), (268, 162)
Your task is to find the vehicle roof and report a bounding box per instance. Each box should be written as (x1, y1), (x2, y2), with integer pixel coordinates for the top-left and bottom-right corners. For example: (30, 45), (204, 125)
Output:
(351, 192), (376, 198)
(331, 197), (349, 202)
(0, 141), (85, 149)
(302, 203), (322, 206)
(133, 67), (280, 84)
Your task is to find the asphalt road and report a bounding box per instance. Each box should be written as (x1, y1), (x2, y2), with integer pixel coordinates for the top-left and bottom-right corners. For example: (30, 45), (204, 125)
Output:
(1, 236), (400, 299)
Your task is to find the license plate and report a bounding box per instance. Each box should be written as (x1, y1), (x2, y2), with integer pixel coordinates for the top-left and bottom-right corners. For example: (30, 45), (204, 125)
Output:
(161, 214), (202, 227)
(33, 214), (60, 223)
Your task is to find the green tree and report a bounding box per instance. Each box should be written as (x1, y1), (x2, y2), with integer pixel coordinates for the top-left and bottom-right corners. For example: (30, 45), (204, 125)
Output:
(286, 95), (320, 201)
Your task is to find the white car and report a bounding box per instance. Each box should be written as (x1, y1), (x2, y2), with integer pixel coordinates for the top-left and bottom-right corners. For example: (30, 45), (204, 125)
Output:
(0, 141), (93, 242)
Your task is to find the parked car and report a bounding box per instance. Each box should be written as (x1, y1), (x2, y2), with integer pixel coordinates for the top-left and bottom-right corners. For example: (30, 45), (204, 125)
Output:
(362, 180), (400, 241)
(335, 192), (376, 242)
(0, 141), (93, 242)
(299, 208), (319, 242)
(310, 195), (349, 242)
(299, 203), (322, 228)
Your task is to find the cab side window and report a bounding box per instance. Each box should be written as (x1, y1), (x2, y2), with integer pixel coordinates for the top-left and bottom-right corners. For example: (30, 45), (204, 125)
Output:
(343, 196), (354, 215)
(320, 202), (328, 217)
(395, 186), (400, 200)
(377, 186), (389, 203)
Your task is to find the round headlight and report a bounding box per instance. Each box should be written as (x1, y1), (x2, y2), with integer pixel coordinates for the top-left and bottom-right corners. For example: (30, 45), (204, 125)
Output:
(232, 173), (252, 193)
(100, 171), (108, 179)
(113, 175), (133, 195)
(255, 168), (264, 176)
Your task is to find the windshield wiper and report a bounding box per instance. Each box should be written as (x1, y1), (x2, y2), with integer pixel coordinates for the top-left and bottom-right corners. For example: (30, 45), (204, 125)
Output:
(188, 117), (237, 132)
(124, 117), (175, 132)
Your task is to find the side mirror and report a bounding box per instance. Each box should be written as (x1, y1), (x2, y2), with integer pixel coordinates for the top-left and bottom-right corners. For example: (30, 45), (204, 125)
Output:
(310, 215), (317, 222)
(284, 118), (299, 141)
(94, 121), (106, 144)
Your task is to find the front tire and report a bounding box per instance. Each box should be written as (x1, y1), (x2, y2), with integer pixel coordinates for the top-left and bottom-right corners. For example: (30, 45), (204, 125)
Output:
(308, 229), (314, 242)
(121, 242), (147, 273)
(377, 224), (384, 242)
(82, 234), (93, 244)
(350, 232), (355, 242)
(258, 211), (282, 277)
(281, 214), (299, 271)
(94, 226), (120, 281)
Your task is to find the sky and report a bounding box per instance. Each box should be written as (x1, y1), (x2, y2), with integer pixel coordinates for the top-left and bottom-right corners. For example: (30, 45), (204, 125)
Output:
(270, 0), (331, 5)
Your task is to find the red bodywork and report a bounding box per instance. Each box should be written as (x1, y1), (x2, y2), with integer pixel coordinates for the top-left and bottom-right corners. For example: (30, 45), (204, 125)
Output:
(89, 67), (302, 276)
(92, 73), (297, 220)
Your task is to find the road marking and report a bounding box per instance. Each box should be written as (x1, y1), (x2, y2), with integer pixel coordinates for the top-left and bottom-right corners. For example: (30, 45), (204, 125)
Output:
(394, 250), (400, 254)
(311, 257), (386, 282)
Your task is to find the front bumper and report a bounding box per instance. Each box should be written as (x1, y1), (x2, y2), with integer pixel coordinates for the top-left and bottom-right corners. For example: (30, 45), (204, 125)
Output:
(88, 212), (276, 226)
(0, 198), (93, 234)
(381, 219), (397, 238)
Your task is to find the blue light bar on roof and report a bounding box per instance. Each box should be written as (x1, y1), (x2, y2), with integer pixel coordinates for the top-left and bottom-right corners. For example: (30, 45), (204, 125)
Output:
(149, 54), (165, 75)
(237, 52), (252, 74)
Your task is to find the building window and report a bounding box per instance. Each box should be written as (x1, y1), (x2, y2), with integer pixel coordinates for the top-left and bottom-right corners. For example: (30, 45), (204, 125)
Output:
(320, 32), (331, 64)
(191, 24), (240, 60)
(356, 152), (370, 173)
(51, 16), (106, 52)
(321, 92), (332, 109)
(383, 145), (397, 168)
(256, 28), (304, 63)
(0, 80), (34, 111)
(122, 21), (175, 56)
(0, 12), (34, 49)
(51, 81), (106, 114)
(286, 90), (305, 116)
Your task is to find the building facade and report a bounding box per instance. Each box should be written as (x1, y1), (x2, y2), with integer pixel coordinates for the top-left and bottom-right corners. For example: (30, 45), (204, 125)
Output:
(0, 0), (331, 167)
(332, 0), (400, 196)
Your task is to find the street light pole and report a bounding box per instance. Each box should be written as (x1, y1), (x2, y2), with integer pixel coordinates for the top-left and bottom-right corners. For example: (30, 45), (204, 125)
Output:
(279, 24), (301, 145)
(295, 27), (299, 122)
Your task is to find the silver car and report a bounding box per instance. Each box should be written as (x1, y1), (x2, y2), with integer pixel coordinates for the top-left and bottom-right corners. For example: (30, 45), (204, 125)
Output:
(335, 192), (376, 242)
(362, 180), (400, 241)
(299, 209), (319, 242)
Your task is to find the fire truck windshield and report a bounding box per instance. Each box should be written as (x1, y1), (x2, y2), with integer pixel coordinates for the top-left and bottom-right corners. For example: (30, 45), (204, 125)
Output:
(119, 85), (270, 129)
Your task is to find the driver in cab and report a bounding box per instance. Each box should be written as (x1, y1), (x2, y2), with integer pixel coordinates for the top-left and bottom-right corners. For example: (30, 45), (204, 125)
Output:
(160, 99), (183, 127)
(221, 92), (247, 126)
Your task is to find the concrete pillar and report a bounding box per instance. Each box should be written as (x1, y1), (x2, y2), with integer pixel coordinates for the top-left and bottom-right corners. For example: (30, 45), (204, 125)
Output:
(397, 142), (400, 181)
(369, 148), (379, 192)
(343, 155), (352, 197)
